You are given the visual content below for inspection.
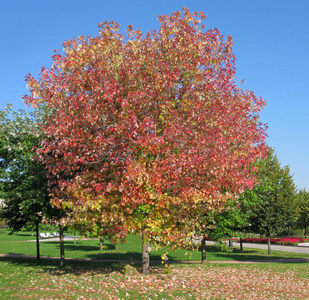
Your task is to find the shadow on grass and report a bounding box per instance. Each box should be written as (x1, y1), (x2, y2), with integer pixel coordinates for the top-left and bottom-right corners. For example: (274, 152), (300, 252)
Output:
(0, 256), (130, 276)
(84, 251), (164, 261)
(2, 242), (308, 276)
(1, 248), (308, 280)
(41, 241), (116, 252)
(10, 232), (33, 237)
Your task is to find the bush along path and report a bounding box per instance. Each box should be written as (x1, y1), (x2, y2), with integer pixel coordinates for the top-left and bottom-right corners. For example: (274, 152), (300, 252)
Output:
(239, 237), (309, 246)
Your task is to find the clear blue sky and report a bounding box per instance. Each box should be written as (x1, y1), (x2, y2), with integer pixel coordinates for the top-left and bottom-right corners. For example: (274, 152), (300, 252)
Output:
(1, 0), (308, 191)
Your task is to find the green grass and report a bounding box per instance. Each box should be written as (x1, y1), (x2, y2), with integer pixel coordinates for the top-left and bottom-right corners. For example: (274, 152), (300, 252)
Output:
(0, 228), (62, 242)
(0, 229), (37, 242)
(0, 229), (309, 299)
(0, 257), (308, 299)
(245, 263), (309, 279)
(1, 229), (309, 263)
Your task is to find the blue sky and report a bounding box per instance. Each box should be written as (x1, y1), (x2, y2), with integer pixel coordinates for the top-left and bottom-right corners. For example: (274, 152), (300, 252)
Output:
(1, 0), (308, 190)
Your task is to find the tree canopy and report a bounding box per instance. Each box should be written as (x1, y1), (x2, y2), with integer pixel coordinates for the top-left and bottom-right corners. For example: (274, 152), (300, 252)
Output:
(296, 189), (309, 237)
(0, 105), (52, 231)
(245, 148), (297, 253)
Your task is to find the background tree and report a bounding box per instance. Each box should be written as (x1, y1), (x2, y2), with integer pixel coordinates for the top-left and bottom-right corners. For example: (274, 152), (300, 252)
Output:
(280, 165), (299, 236)
(181, 194), (255, 264)
(296, 189), (309, 237)
(0, 105), (48, 259)
(207, 197), (253, 251)
(247, 148), (297, 254)
(0, 105), (63, 261)
(24, 8), (267, 273)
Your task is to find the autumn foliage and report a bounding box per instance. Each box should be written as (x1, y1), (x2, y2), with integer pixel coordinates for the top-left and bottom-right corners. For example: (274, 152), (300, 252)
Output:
(24, 8), (267, 245)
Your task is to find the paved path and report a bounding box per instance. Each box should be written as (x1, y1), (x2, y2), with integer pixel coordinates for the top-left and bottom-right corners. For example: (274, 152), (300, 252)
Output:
(224, 241), (309, 254)
(28, 236), (78, 242)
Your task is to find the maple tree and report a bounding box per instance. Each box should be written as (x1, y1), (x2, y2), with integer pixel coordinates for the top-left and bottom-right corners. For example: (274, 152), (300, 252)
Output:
(24, 8), (267, 273)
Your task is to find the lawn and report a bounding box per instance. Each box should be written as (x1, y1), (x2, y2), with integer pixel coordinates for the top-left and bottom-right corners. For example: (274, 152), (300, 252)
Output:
(1, 229), (309, 262)
(0, 229), (37, 242)
(1, 230), (309, 299)
(0, 257), (308, 299)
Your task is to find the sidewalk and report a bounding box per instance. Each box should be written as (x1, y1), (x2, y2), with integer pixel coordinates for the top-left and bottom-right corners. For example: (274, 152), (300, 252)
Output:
(29, 236), (78, 242)
(230, 241), (309, 254)
(297, 242), (309, 247)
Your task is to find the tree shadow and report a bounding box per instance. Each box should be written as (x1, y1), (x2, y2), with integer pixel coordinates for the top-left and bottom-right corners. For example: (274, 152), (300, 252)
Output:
(44, 241), (116, 252)
(0, 254), (162, 277)
(10, 232), (33, 237)
(2, 240), (308, 279)
(82, 250), (163, 261)
(0, 256), (127, 276)
(1, 243), (308, 280)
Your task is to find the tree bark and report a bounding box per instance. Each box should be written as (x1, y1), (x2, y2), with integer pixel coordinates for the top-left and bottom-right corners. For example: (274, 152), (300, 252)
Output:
(229, 237), (233, 247)
(36, 221), (40, 260)
(59, 225), (65, 267)
(142, 232), (150, 274)
(201, 236), (206, 264)
(239, 237), (243, 251)
(267, 236), (271, 254)
(100, 237), (103, 251)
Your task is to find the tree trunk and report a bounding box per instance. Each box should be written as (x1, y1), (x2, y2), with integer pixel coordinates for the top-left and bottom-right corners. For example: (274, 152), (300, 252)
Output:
(201, 236), (206, 264)
(142, 233), (150, 274)
(31, 227), (34, 237)
(59, 225), (65, 267)
(229, 237), (233, 247)
(74, 229), (76, 245)
(267, 236), (271, 254)
(36, 221), (40, 260)
(100, 237), (103, 251)
(239, 237), (243, 251)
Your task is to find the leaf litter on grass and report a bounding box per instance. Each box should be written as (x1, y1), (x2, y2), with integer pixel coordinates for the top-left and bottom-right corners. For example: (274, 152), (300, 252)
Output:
(1, 261), (309, 299)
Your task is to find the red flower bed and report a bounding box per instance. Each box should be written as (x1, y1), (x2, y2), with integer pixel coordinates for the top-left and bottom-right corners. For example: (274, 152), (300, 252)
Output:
(239, 237), (309, 246)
